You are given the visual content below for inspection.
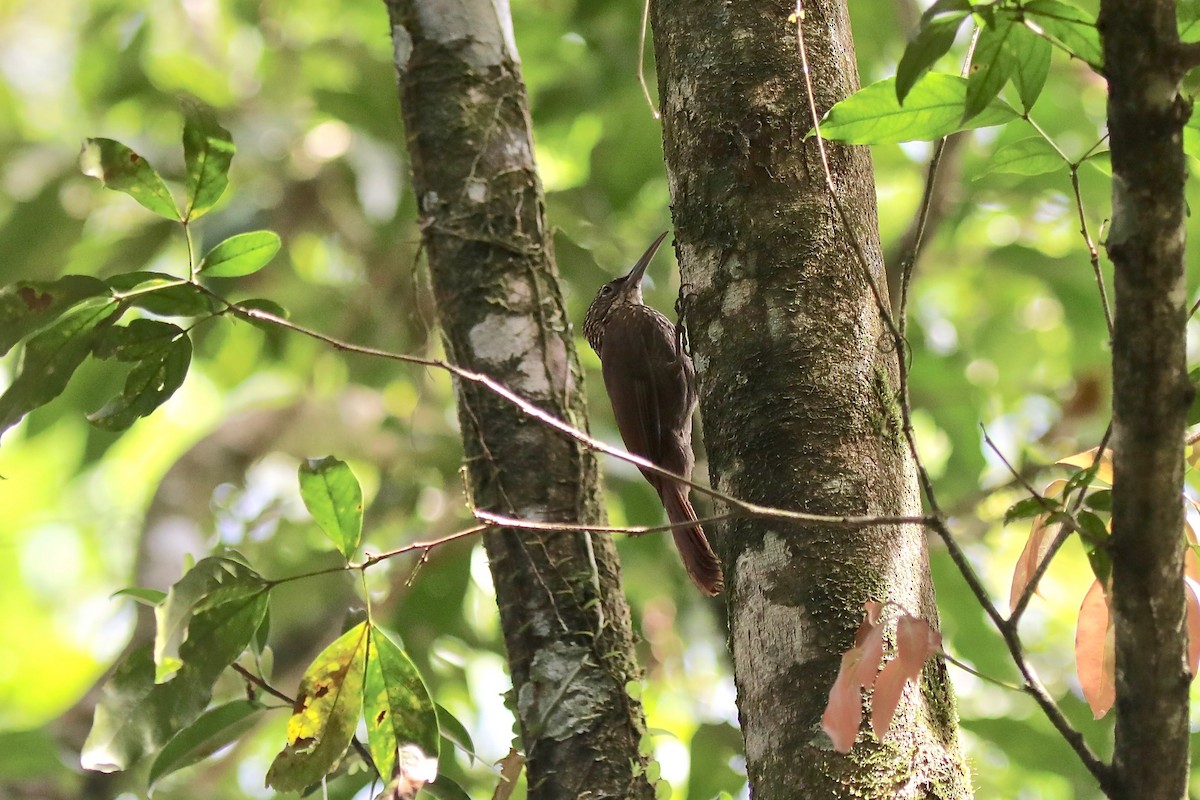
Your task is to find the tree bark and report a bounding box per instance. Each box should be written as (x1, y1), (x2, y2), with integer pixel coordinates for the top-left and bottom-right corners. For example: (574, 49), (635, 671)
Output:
(1098, 1), (1192, 797)
(650, 0), (970, 796)
(383, 2), (654, 797)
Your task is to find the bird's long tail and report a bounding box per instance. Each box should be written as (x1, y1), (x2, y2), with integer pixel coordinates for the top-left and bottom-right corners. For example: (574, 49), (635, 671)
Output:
(661, 484), (724, 595)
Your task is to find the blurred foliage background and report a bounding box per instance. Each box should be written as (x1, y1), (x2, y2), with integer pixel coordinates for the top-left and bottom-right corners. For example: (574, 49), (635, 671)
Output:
(1, 0), (1198, 797)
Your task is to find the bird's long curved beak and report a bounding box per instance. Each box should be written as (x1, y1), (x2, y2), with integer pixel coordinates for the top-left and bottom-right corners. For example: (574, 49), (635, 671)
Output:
(624, 230), (670, 287)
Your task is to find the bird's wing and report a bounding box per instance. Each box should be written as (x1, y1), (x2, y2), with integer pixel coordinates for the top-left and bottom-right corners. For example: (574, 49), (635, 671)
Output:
(600, 307), (693, 478)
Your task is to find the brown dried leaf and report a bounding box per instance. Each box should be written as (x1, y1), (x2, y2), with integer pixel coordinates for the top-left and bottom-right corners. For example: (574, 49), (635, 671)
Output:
(1074, 580), (1115, 719)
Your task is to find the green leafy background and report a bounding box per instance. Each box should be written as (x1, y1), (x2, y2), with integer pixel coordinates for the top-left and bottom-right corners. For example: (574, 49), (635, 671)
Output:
(2, 0), (1200, 798)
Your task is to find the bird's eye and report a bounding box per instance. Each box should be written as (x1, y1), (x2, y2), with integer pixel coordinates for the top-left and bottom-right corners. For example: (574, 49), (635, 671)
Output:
(600, 285), (614, 296)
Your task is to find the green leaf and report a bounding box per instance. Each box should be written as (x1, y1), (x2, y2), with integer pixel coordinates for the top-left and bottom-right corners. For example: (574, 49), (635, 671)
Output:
(112, 586), (168, 606)
(198, 231), (281, 278)
(1075, 510), (1110, 547)
(1084, 489), (1112, 513)
(148, 700), (263, 788)
(252, 606), (272, 655)
(94, 319), (185, 362)
(181, 98), (235, 221)
(265, 623), (370, 792)
(154, 557), (267, 684)
(435, 703), (476, 764)
(896, 15), (967, 104)
(1023, 0), (1103, 71)
(88, 332), (191, 431)
(965, 15), (1018, 122)
(1181, 0), (1200, 39)
(365, 627), (440, 784)
(106, 272), (217, 317)
(818, 74), (1018, 145)
(1190, 365), (1200, 425)
(0, 275), (110, 356)
(1085, 540), (1113, 584)
(81, 645), (211, 773)
(298, 456), (364, 559)
(1010, 23), (1052, 111)
(82, 587), (265, 774)
(976, 137), (1065, 178)
(0, 299), (122, 437)
(1005, 495), (1056, 525)
(0, 728), (73, 781)
(80, 138), (180, 220)
(920, 0), (972, 25)
(423, 775), (474, 800)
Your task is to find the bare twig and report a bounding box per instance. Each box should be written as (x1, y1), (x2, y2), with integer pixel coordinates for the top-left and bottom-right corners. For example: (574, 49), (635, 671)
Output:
(637, 0), (660, 120)
(219, 298), (928, 535)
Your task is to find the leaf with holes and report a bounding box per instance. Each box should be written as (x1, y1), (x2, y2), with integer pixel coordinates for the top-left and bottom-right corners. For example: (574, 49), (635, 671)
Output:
(0, 299), (122, 437)
(964, 14), (1019, 121)
(365, 627), (439, 786)
(89, 332), (192, 431)
(0, 275), (110, 356)
(266, 623), (369, 792)
(154, 557), (267, 684)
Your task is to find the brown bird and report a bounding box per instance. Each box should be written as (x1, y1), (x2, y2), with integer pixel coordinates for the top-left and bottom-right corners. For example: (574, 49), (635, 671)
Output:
(584, 231), (724, 595)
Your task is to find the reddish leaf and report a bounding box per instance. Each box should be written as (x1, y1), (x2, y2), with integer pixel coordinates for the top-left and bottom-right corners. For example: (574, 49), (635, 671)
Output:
(852, 602), (886, 690)
(821, 602), (886, 753)
(821, 654), (864, 753)
(1009, 513), (1057, 613)
(1185, 577), (1200, 679)
(1075, 580), (1115, 718)
(870, 616), (940, 741)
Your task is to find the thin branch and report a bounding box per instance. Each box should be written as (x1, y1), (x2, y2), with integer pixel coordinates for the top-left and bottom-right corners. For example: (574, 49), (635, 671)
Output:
(475, 507), (932, 535)
(358, 524), (490, 569)
(637, 0), (660, 120)
(939, 652), (1024, 693)
(231, 663), (379, 778)
(232, 663), (294, 705)
(219, 298), (928, 534)
(1023, 114), (1114, 339)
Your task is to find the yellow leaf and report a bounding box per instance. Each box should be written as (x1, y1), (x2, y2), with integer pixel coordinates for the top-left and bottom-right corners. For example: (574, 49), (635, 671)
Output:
(1057, 447), (1113, 486)
(266, 622), (369, 791)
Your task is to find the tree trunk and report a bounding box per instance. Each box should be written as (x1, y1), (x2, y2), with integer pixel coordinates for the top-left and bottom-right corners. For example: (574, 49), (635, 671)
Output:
(1099, 1), (1192, 797)
(650, 0), (970, 796)
(383, 2), (654, 797)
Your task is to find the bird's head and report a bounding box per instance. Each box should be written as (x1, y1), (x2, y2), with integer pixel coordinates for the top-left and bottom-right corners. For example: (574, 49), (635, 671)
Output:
(583, 230), (669, 353)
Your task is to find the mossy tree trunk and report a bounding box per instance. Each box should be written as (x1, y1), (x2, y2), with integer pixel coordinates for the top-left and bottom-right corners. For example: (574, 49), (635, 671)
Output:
(384, 2), (655, 797)
(650, 0), (971, 796)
